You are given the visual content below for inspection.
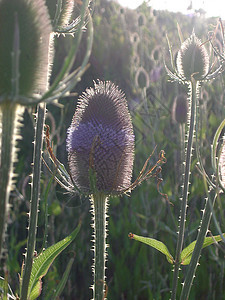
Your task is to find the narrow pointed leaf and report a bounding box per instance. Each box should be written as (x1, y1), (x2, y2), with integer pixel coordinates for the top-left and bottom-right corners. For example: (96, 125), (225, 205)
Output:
(129, 233), (174, 264)
(181, 233), (225, 265)
(51, 257), (75, 300)
(26, 222), (81, 300)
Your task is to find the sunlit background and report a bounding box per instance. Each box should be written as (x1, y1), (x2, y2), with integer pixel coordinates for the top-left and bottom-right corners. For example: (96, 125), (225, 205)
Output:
(116, 0), (225, 19)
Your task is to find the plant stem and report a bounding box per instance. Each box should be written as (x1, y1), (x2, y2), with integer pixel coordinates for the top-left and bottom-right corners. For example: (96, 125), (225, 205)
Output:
(20, 103), (46, 300)
(180, 189), (217, 299)
(171, 79), (198, 300)
(90, 192), (109, 300)
(0, 103), (24, 258)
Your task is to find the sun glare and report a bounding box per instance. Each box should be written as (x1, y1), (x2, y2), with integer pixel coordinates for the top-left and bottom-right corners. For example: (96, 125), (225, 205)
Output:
(116, 0), (225, 20)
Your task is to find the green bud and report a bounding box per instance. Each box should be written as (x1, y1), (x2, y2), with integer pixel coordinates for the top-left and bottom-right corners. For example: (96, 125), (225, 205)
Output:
(172, 94), (188, 124)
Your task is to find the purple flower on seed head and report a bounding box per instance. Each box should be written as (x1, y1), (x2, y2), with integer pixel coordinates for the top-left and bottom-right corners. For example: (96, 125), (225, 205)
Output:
(66, 81), (135, 195)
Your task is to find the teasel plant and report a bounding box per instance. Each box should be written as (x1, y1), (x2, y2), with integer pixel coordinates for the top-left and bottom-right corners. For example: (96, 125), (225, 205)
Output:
(179, 22), (225, 300)
(165, 28), (224, 299)
(0, 0), (52, 260)
(44, 80), (166, 300)
(0, 0), (93, 299)
(66, 81), (136, 300)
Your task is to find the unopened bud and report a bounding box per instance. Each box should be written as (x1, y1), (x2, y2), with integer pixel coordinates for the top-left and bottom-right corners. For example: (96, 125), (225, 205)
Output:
(172, 94), (188, 124)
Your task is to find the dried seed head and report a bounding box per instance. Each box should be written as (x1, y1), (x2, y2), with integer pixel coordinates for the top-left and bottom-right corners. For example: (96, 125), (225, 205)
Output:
(152, 46), (161, 61)
(0, 0), (52, 98)
(138, 13), (145, 27)
(66, 81), (135, 195)
(135, 67), (149, 89)
(172, 94), (188, 124)
(177, 32), (209, 81)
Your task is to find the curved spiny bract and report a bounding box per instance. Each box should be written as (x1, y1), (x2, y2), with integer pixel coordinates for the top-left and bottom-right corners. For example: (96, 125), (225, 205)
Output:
(67, 80), (135, 195)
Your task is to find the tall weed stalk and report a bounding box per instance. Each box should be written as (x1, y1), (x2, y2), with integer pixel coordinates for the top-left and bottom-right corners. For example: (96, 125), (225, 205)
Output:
(171, 79), (198, 299)
(21, 0), (92, 298)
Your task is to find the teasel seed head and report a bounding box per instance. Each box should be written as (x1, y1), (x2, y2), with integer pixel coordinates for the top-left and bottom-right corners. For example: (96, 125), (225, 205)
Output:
(0, 0), (52, 99)
(66, 81), (135, 195)
(138, 13), (145, 27)
(46, 0), (74, 28)
(176, 32), (209, 81)
(135, 67), (150, 89)
(172, 94), (189, 124)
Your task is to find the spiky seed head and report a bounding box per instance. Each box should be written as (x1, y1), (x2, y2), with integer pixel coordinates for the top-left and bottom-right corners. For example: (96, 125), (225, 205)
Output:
(172, 94), (188, 124)
(66, 81), (135, 195)
(0, 0), (52, 98)
(176, 32), (209, 81)
(46, 0), (74, 27)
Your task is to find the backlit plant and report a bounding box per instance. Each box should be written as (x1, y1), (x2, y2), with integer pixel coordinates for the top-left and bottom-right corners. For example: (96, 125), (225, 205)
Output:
(45, 80), (166, 299)
(0, 0), (93, 299)
(2, 1), (225, 299)
(67, 81), (135, 299)
(129, 25), (225, 300)
(167, 29), (224, 300)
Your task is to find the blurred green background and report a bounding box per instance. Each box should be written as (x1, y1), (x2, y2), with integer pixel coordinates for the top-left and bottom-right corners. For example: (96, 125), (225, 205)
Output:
(6, 0), (225, 299)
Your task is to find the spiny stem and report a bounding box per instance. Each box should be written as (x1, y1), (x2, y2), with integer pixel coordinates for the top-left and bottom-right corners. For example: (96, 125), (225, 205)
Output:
(90, 192), (109, 300)
(171, 79), (198, 300)
(20, 103), (46, 300)
(0, 103), (24, 259)
(180, 189), (217, 299)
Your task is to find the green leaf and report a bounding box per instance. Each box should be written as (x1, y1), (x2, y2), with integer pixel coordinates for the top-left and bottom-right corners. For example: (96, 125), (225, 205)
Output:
(26, 222), (81, 300)
(128, 233), (174, 264)
(181, 233), (225, 265)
